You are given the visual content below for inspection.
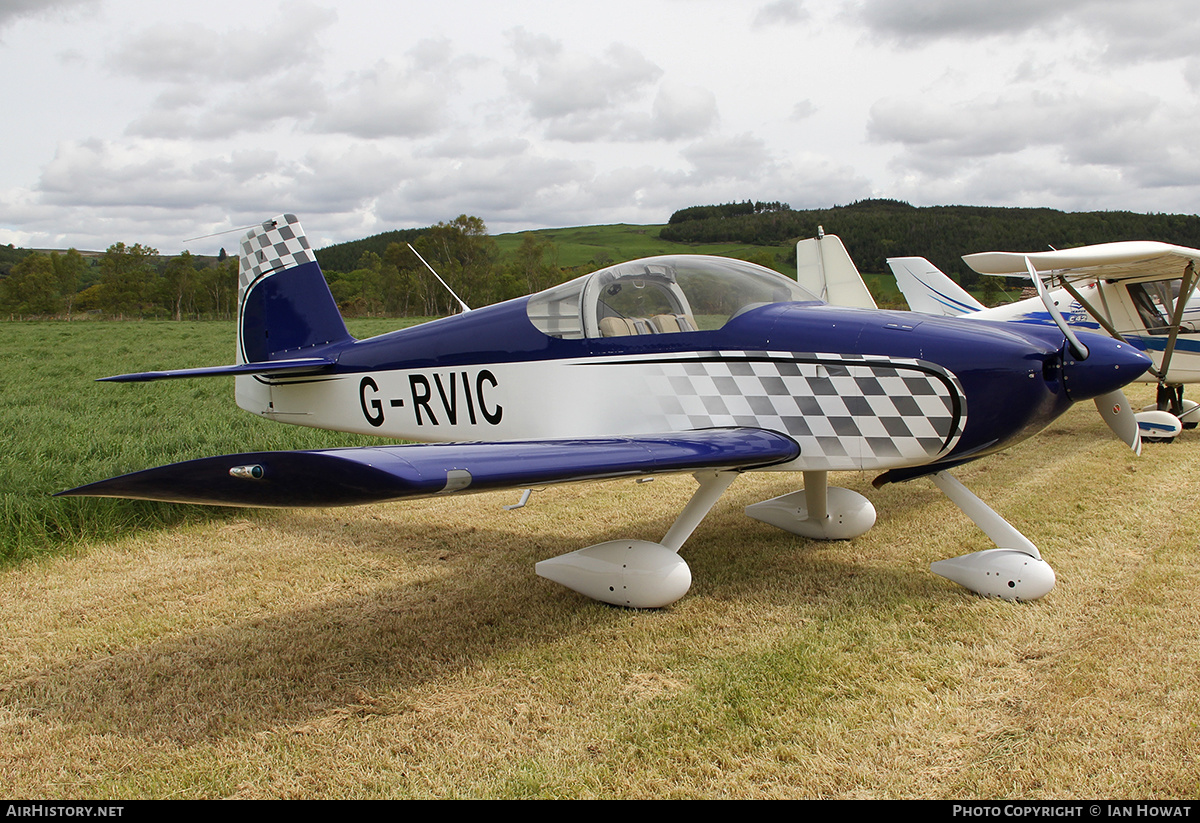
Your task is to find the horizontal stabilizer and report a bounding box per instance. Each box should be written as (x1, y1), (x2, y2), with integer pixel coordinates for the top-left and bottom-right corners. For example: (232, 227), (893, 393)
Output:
(99, 357), (335, 383)
(57, 429), (800, 508)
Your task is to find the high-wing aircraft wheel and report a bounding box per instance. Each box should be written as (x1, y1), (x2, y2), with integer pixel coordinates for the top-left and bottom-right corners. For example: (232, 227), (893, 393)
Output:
(1177, 399), (1200, 429)
(1136, 409), (1183, 443)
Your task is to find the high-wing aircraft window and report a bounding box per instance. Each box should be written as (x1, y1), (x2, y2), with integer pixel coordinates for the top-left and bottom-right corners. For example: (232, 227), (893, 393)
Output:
(1127, 281), (1174, 335)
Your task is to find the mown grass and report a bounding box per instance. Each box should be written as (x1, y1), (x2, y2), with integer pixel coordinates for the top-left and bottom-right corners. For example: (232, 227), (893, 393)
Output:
(2, 408), (1197, 798)
(0, 318), (420, 563)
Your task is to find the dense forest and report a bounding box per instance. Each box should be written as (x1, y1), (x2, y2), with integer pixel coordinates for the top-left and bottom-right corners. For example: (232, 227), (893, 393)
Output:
(5, 199), (1200, 319)
(662, 199), (1200, 285)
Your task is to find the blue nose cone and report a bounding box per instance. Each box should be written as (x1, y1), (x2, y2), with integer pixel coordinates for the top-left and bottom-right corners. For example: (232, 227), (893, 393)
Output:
(1061, 333), (1152, 402)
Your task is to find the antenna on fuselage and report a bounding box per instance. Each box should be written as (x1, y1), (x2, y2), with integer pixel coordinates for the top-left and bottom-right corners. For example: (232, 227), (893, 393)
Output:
(183, 224), (259, 243)
(408, 243), (472, 313)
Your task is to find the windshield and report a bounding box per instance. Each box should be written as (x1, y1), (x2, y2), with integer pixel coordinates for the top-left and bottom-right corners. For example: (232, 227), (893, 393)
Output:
(526, 255), (819, 339)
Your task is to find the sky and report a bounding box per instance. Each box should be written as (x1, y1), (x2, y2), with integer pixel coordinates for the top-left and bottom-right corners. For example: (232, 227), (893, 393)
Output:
(3, 0), (1200, 254)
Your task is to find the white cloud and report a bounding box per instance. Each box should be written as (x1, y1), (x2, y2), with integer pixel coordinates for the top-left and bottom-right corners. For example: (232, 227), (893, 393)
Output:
(107, 2), (336, 83)
(791, 100), (816, 120)
(868, 85), (1160, 159)
(684, 134), (772, 180)
(854, 0), (1200, 72)
(647, 84), (719, 140)
(419, 134), (531, 160)
(868, 78), (1200, 209)
(505, 28), (662, 121)
(310, 59), (449, 139)
(128, 74), (329, 140)
(754, 0), (809, 28)
(37, 139), (280, 209)
(7, 0), (1200, 252)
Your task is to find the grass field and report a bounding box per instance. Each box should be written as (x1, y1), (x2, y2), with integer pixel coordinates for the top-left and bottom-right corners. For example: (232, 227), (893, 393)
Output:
(1, 321), (1198, 798)
(0, 318), (420, 563)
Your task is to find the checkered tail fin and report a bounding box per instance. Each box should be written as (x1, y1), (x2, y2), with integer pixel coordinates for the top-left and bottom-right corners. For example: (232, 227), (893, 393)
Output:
(236, 213), (353, 366)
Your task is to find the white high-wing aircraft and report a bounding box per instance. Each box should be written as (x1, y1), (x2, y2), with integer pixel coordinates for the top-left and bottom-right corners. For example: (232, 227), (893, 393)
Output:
(881, 242), (1200, 440)
(58, 216), (1153, 607)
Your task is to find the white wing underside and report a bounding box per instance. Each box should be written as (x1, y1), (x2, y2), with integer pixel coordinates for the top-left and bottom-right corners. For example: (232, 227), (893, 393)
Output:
(964, 241), (1200, 283)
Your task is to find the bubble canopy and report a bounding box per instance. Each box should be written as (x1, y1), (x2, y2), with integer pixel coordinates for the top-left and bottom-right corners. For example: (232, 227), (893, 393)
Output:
(526, 255), (820, 339)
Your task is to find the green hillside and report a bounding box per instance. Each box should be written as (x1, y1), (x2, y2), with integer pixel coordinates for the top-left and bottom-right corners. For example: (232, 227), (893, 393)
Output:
(316, 198), (1200, 294)
(659, 199), (1200, 285)
(316, 222), (799, 276)
(490, 224), (796, 271)
(9, 200), (1197, 319)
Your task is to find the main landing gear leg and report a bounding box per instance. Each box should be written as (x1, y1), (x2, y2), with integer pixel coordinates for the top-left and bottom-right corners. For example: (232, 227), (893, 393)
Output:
(928, 471), (1055, 601)
(535, 471), (738, 608)
(743, 471), (877, 539)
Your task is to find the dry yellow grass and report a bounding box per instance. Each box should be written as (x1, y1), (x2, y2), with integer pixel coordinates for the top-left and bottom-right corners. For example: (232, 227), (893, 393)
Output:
(1, 385), (1198, 798)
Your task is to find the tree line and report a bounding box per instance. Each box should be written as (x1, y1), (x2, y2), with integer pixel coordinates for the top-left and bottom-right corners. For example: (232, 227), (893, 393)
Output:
(313, 215), (569, 318)
(667, 200), (792, 225)
(0, 244), (239, 321)
(0, 215), (570, 320)
(660, 199), (1200, 286)
(9, 199), (1200, 319)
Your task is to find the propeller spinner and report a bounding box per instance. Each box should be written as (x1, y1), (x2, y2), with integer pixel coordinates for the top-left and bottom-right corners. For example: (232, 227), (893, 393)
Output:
(1026, 256), (1141, 455)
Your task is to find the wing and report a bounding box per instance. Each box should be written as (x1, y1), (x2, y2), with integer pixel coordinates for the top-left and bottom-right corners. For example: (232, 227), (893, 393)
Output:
(56, 428), (799, 508)
(963, 241), (1200, 283)
(98, 357), (335, 383)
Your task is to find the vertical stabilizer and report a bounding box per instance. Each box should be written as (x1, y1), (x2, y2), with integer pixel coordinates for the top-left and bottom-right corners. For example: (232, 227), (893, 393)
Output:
(886, 257), (985, 317)
(795, 232), (877, 309)
(235, 214), (353, 413)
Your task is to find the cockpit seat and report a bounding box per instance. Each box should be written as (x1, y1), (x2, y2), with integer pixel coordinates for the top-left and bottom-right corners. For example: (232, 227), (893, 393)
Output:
(650, 314), (697, 333)
(599, 316), (658, 336)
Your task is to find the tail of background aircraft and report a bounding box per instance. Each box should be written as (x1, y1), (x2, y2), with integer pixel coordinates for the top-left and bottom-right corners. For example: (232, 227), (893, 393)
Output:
(886, 257), (985, 317)
(795, 231), (877, 309)
(234, 214), (354, 413)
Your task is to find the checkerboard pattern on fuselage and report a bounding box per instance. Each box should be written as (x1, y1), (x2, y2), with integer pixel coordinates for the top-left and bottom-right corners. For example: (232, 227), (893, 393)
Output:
(639, 351), (966, 471)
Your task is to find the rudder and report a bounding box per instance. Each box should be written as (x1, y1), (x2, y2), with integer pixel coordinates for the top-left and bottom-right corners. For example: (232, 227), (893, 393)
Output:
(237, 214), (352, 365)
(235, 214), (353, 415)
(795, 232), (877, 309)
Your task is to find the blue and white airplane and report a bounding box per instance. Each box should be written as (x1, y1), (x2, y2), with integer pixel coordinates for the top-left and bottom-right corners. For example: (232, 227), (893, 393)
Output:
(60, 215), (1151, 607)
(883, 242), (1200, 441)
